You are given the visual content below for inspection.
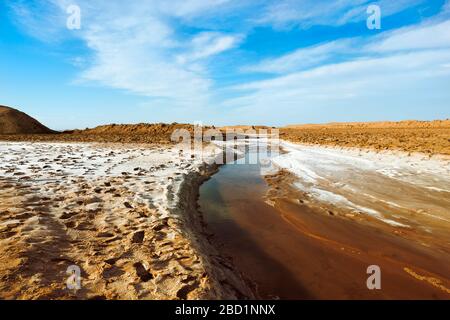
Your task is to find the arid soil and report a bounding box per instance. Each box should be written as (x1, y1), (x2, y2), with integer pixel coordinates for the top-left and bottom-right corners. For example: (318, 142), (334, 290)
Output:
(280, 120), (450, 155)
(0, 123), (209, 145)
(1, 114), (449, 300)
(0, 142), (254, 300)
(2, 117), (449, 156)
(0, 106), (53, 135)
(0, 105), (199, 141)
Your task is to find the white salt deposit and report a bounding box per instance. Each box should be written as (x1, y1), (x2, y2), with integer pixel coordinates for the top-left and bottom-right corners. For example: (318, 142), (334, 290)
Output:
(271, 141), (450, 229)
(0, 142), (219, 219)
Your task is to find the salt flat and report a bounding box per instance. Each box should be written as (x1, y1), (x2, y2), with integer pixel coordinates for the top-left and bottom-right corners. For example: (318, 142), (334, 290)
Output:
(271, 141), (450, 234)
(0, 142), (250, 300)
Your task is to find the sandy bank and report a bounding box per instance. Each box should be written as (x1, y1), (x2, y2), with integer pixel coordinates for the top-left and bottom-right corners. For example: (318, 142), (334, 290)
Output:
(259, 141), (450, 298)
(270, 141), (450, 233)
(0, 142), (253, 300)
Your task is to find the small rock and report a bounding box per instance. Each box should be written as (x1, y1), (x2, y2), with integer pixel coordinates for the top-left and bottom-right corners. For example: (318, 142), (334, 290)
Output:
(131, 231), (145, 244)
(134, 262), (153, 282)
(124, 202), (133, 209)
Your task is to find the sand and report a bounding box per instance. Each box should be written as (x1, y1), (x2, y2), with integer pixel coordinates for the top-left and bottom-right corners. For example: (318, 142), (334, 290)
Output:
(280, 120), (450, 156)
(0, 106), (53, 135)
(0, 142), (254, 300)
(1, 117), (449, 300)
(0, 123), (206, 145)
(2, 117), (449, 155)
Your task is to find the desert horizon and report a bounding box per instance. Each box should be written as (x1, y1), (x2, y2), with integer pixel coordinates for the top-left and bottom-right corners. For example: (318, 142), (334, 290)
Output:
(3, 103), (450, 130)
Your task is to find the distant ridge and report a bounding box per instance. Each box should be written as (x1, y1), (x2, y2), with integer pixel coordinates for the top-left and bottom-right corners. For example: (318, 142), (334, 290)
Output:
(284, 120), (450, 129)
(0, 105), (54, 134)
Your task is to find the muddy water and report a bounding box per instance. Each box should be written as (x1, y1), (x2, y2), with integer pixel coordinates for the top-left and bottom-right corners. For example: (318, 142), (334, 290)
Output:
(199, 152), (311, 299)
(198, 141), (450, 299)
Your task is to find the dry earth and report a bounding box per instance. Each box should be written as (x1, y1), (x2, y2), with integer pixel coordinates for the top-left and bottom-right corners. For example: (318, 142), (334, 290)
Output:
(0, 106), (53, 135)
(0, 142), (254, 300)
(281, 120), (450, 156)
(0, 123), (210, 145)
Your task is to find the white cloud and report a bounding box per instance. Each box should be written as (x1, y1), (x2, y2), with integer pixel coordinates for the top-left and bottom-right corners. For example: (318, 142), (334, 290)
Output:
(7, 0), (66, 42)
(177, 32), (243, 64)
(243, 16), (450, 75)
(242, 39), (357, 74)
(256, 0), (424, 29)
(222, 49), (450, 124)
(337, 0), (424, 25)
(367, 20), (450, 52)
(71, 1), (211, 106)
(9, 0), (246, 108)
(227, 16), (450, 123)
(7, 0), (449, 125)
(158, 0), (232, 18)
(234, 50), (450, 92)
(442, 0), (450, 14)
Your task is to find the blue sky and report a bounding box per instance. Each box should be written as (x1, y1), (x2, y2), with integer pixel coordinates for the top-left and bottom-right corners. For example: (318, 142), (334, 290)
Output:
(1, 0), (449, 130)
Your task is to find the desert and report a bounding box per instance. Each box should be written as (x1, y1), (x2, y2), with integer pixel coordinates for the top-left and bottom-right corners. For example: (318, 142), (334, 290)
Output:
(2, 2), (450, 315)
(0, 106), (449, 300)
(0, 141), (256, 299)
(280, 120), (450, 156)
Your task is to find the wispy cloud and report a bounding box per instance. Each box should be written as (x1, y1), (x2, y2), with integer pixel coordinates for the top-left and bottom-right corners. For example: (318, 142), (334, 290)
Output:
(7, 0), (66, 42)
(227, 15), (450, 123)
(6, 0), (449, 125)
(337, 0), (425, 25)
(158, 0), (232, 18)
(241, 39), (357, 74)
(176, 32), (244, 64)
(242, 17), (450, 75)
(367, 19), (450, 52)
(222, 49), (450, 124)
(255, 0), (425, 29)
(8, 0), (243, 108)
(69, 1), (208, 105)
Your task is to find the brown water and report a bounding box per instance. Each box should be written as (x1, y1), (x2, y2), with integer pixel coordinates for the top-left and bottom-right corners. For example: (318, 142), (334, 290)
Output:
(198, 143), (450, 299)
(199, 158), (312, 299)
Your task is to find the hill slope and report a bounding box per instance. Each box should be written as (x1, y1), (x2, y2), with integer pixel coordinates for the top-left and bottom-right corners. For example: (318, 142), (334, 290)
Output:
(0, 106), (53, 134)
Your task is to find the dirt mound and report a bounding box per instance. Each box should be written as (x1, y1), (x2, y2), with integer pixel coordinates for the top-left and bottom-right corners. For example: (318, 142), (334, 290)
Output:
(0, 123), (213, 144)
(76, 123), (195, 136)
(67, 123), (201, 144)
(0, 105), (53, 134)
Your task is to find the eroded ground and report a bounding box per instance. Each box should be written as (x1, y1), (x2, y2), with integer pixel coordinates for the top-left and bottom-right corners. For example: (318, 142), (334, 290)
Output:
(0, 142), (252, 300)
